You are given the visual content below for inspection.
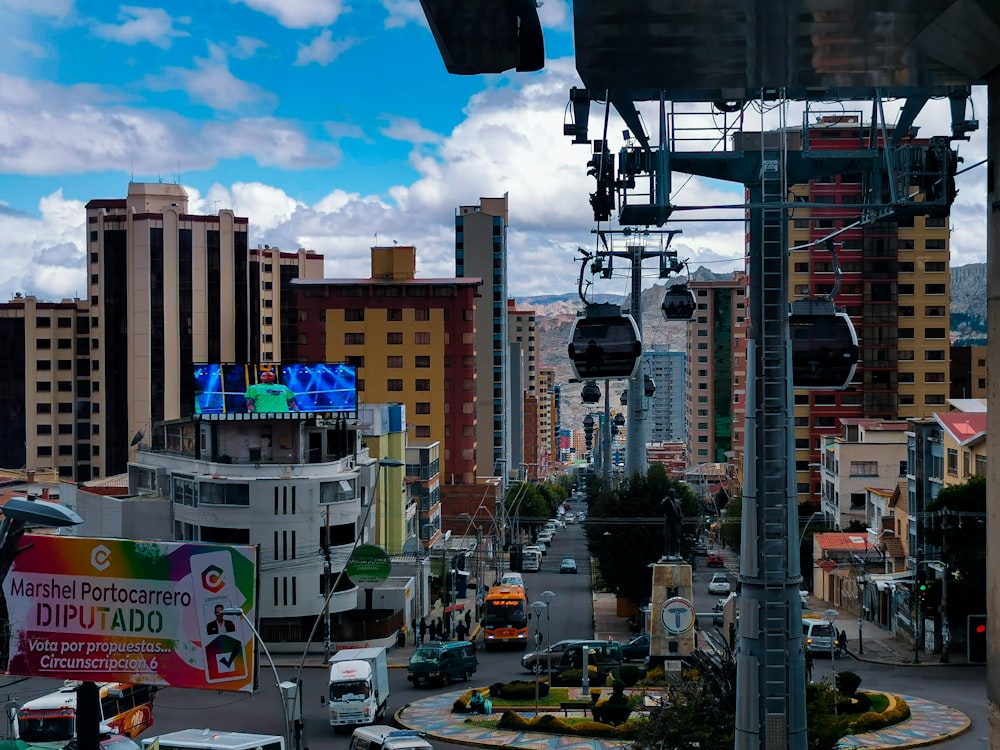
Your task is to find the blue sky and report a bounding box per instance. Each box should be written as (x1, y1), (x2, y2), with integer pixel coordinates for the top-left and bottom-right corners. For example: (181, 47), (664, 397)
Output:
(0, 0), (988, 303)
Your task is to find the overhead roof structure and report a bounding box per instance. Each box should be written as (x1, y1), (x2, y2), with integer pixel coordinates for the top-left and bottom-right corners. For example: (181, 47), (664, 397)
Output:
(572, 0), (998, 99)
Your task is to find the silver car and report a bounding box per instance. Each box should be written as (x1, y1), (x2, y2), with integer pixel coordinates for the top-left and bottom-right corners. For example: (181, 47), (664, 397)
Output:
(520, 639), (580, 672)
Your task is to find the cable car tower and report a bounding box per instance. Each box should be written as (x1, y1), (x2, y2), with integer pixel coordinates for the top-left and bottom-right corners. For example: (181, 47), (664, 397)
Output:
(563, 87), (974, 750)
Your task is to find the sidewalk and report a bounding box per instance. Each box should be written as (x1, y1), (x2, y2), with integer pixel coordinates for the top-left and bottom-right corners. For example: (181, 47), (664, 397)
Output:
(802, 593), (965, 667)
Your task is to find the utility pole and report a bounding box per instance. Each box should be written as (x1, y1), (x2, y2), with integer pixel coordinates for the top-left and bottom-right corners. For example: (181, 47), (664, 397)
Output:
(322, 506), (332, 664)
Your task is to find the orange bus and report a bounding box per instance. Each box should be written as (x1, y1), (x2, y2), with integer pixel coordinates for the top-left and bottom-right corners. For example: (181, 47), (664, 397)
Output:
(482, 584), (529, 650)
(18, 681), (156, 746)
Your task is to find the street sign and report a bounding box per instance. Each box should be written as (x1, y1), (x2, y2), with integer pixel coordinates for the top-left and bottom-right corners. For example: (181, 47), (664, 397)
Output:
(346, 544), (392, 584)
(659, 597), (696, 635)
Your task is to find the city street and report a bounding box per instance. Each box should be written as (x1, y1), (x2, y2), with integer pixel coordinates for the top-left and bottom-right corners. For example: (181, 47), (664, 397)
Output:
(0, 520), (987, 749)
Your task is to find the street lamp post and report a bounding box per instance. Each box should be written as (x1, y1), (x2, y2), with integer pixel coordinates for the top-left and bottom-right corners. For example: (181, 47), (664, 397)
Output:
(291, 457), (402, 750)
(823, 607), (839, 715)
(541, 590), (555, 685)
(223, 608), (296, 750)
(530, 600), (546, 715)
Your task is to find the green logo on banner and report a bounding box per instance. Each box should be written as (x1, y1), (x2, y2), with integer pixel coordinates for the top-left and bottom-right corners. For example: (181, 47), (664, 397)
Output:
(346, 544), (392, 584)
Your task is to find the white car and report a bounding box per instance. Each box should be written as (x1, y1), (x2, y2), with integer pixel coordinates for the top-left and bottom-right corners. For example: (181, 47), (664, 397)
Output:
(537, 530), (554, 545)
(500, 572), (525, 588)
(708, 572), (731, 595)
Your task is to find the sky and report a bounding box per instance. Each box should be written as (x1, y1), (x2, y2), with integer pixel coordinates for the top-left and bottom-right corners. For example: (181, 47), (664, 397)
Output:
(0, 0), (989, 304)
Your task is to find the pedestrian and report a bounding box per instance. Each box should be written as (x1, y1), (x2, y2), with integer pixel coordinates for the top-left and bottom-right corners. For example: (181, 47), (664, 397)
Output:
(429, 619), (438, 641)
(838, 629), (848, 655)
(455, 620), (468, 642)
(804, 648), (814, 681)
(412, 618), (418, 646)
(464, 609), (472, 630)
(436, 616), (444, 640)
(418, 617), (426, 644)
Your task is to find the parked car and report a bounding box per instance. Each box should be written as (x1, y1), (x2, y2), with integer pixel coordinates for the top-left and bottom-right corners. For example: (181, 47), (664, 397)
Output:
(537, 530), (554, 545)
(707, 552), (725, 567)
(521, 639), (580, 672)
(620, 633), (650, 661)
(559, 556), (577, 574)
(708, 572), (731, 595)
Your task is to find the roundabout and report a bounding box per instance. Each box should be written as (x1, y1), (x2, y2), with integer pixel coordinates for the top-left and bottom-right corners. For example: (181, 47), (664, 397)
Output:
(394, 688), (970, 750)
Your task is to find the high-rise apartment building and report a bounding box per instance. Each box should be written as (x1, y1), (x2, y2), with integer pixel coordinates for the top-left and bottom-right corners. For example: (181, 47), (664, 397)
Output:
(249, 245), (325, 363)
(685, 275), (746, 465)
(456, 196), (509, 478)
(508, 300), (540, 476)
(85, 183), (251, 478)
(293, 245), (480, 492)
(786, 115), (952, 507)
(642, 346), (686, 444)
(0, 296), (91, 478)
(537, 368), (556, 475)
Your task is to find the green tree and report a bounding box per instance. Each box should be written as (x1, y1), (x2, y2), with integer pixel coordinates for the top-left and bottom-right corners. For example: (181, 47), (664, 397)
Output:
(584, 464), (700, 604)
(925, 474), (986, 625)
(719, 495), (742, 554)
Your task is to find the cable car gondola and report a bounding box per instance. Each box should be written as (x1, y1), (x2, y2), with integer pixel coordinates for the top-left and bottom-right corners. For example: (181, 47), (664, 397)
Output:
(581, 380), (602, 404)
(567, 302), (642, 380)
(789, 298), (859, 390)
(661, 283), (697, 321)
(644, 375), (656, 398)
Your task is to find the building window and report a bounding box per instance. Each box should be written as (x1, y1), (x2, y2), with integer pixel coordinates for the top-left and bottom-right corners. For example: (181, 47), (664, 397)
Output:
(387, 308), (403, 321)
(900, 394), (914, 405)
(850, 492), (866, 509)
(414, 309), (430, 321)
(37, 338), (51, 349)
(415, 425), (431, 438)
(946, 448), (958, 475)
(924, 372), (946, 383)
(924, 328), (946, 338)
(925, 283), (946, 295)
(386, 332), (403, 345)
(198, 482), (250, 506)
(320, 479), (355, 503)
(36, 424), (52, 435)
(925, 306), (946, 317)
(344, 333), (365, 345)
(415, 356), (431, 368)
(925, 350), (946, 361)
(37, 382), (51, 392)
(415, 379), (431, 391)
(850, 461), (878, 477)
(898, 328), (914, 339)
(898, 306), (914, 317)
(414, 332), (431, 345)
(415, 402), (431, 414)
(387, 356), (404, 368)
(387, 379), (403, 391)
(897, 350), (914, 361)
(899, 372), (915, 383)
(924, 394), (946, 405)
(36, 403), (51, 414)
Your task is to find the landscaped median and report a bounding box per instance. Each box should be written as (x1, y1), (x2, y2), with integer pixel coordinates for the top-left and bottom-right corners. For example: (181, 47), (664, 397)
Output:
(446, 666), (915, 750)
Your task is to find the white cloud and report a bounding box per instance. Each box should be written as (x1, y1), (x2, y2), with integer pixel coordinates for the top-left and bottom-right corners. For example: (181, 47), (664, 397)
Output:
(293, 29), (360, 67)
(0, 0), (73, 18)
(0, 190), (86, 303)
(235, 0), (348, 29)
(91, 6), (190, 49)
(378, 115), (442, 145)
(226, 35), (267, 60)
(145, 44), (275, 112)
(381, 0), (426, 30)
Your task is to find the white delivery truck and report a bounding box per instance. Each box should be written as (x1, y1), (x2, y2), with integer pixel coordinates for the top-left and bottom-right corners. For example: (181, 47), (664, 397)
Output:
(324, 647), (389, 727)
(141, 729), (284, 750)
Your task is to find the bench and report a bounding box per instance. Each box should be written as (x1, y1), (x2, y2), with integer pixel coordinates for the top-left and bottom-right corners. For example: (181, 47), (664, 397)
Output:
(560, 701), (593, 716)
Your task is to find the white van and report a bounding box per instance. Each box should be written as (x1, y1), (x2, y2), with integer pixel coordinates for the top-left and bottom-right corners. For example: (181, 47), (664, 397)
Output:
(522, 546), (542, 572)
(350, 726), (433, 750)
(802, 618), (836, 653)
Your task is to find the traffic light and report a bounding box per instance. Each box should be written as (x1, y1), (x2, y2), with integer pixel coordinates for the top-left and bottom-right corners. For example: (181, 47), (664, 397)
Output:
(915, 568), (928, 600)
(968, 614), (987, 663)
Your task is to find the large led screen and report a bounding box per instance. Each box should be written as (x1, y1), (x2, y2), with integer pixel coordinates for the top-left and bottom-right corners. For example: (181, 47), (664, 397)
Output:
(194, 363), (357, 414)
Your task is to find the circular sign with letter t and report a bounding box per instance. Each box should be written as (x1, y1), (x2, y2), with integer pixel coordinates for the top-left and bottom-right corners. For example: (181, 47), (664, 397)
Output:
(659, 597), (696, 635)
